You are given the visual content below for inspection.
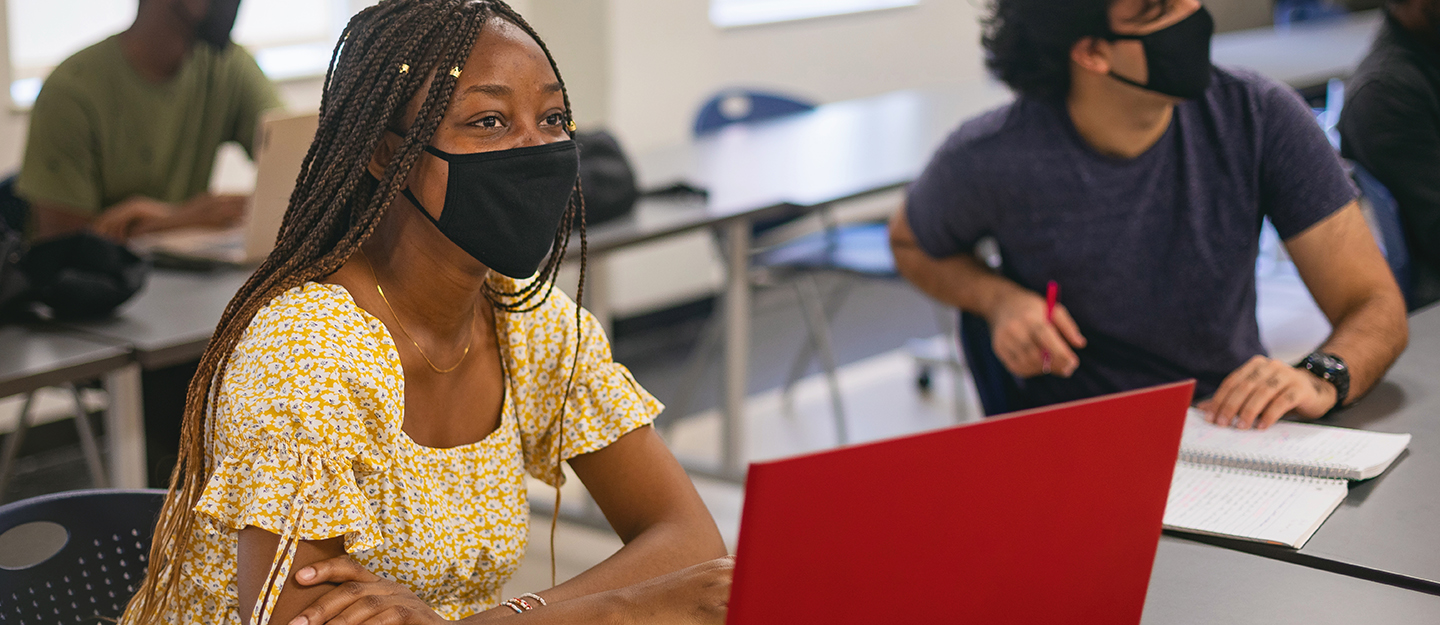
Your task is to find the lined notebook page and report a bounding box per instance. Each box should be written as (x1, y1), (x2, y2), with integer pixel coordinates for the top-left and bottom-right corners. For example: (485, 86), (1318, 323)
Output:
(1164, 463), (1348, 548)
(1181, 409), (1411, 480)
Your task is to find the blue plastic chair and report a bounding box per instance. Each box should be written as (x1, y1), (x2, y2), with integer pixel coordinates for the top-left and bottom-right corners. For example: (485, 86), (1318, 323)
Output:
(693, 90), (817, 135)
(1274, 0), (1348, 26)
(755, 222), (969, 417)
(0, 489), (167, 623)
(671, 91), (970, 433)
(1350, 161), (1415, 308)
(694, 90), (819, 237)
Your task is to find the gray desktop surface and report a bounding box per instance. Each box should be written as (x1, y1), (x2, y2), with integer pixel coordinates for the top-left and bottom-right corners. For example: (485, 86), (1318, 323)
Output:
(1177, 304), (1440, 593)
(1211, 9), (1383, 90)
(61, 268), (253, 370)
(0, 327), (131, 397)
(1143, 537), (1440, 623)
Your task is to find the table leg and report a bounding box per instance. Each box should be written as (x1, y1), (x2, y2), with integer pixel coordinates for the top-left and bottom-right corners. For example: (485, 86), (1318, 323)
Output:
(721, 219), (751, 478)
(104, 364), (147, 489)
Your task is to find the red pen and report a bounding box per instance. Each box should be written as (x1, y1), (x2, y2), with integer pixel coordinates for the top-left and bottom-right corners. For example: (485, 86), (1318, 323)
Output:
(1042, 280), (1059, 374)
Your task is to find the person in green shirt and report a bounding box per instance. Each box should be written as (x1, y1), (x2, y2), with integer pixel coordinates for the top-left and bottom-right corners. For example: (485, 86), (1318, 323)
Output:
(17, 0), (282, 242)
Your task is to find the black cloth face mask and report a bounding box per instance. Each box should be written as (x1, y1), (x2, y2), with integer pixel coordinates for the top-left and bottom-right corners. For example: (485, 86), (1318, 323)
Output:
(195, 0), (242, 50)
(400, 140), (579, 279)
(1105, 6), (1215, 100)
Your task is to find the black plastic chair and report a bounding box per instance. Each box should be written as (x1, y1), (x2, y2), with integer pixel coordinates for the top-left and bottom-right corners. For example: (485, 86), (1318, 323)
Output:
(0, 488), (167, 624)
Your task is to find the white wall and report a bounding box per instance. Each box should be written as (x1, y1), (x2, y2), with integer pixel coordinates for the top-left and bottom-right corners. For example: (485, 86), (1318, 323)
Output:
(523, 0), (609, 129)
(604, 0), (988, 153)
(1207, 0), (1274, 32)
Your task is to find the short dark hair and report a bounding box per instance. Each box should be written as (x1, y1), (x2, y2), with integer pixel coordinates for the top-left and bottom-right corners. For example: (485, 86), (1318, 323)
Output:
(982, 0), (1170, 100)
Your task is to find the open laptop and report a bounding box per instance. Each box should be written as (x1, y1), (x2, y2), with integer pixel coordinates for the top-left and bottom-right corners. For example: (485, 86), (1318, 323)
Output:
(726, 380), (1195, 625)
(133, 110), (319, 267)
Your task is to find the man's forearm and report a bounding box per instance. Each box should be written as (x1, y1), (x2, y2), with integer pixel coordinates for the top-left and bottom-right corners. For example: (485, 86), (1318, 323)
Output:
(30, 202), (94, 240)
(1316, 291), (1408, 405)
(891, 241), (1025, 321)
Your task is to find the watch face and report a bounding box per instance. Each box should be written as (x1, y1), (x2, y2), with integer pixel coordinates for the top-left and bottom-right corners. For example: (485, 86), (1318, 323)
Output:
(1304, 352), (1350, 408)
(1308, 353), (1341, 373)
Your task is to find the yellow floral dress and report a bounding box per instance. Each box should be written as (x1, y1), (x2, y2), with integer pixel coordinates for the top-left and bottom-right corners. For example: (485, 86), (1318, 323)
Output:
(149, 278), (659, 624)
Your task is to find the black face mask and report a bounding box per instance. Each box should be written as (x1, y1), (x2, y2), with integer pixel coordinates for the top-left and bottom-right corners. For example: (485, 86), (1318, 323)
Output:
(195, 0), (242, 50)
(1106, 6), (1215, 100)
(400, 140), (579, 279)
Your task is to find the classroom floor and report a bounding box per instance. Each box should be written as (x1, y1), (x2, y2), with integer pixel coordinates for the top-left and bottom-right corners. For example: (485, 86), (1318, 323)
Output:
(2, 250), (1333, 599)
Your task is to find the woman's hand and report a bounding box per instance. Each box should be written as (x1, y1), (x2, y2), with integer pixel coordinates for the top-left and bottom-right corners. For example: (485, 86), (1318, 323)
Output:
(610, 556), (734, 625)
(285, 556), (444, 625)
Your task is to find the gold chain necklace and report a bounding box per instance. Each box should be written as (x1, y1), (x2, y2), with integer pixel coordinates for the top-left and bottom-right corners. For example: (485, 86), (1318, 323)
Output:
(359, 249), (475, 374)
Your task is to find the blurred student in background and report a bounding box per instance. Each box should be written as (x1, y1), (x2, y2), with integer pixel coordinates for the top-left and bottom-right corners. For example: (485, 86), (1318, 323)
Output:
(17, 0), (280, 243)
(1341, 0), (1440, 308)
(890, 0), (1407, 429)
(16, 0), (281, 486)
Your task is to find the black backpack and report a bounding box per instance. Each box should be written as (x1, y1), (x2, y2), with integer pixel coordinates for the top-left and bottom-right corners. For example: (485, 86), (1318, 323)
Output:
(574, 130), (639, 227)
(21, 232), (149, 320)
(0, 189), (148, 321)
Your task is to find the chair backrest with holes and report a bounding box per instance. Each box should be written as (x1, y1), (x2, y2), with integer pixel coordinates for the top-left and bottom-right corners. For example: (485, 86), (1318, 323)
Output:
(0, 489), (167, 624)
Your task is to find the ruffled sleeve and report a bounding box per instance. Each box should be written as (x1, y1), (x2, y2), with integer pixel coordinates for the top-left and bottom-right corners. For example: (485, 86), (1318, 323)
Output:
(193, 285), (390, 624)
(503, 281), (663, 486)
(195, 439), (382, 552)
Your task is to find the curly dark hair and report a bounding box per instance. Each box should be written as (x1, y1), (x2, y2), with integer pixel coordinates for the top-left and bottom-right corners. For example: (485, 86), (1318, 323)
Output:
(982, 0), (1171, 101)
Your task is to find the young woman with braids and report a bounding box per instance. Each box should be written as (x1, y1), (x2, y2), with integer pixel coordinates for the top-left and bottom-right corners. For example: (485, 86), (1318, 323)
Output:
(120, 1), (732, 624)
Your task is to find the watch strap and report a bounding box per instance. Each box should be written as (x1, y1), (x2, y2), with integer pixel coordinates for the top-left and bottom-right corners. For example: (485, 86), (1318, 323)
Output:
(1297, 351), (1349, 413)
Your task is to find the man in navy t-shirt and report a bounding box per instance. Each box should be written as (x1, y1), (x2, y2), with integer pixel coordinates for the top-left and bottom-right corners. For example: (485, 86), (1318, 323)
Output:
(890, 0), (1408, 429)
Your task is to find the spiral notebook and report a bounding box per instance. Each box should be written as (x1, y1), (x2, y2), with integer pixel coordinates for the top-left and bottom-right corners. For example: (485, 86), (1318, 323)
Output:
(1162, 410), (1411, 548)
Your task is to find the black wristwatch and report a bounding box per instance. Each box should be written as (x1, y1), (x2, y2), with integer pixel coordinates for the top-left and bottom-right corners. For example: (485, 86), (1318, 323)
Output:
(1297, 352), (1350, 413)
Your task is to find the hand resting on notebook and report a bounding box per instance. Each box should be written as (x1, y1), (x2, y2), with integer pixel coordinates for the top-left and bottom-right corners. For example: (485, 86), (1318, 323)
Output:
(1195, 355), (1337, 431)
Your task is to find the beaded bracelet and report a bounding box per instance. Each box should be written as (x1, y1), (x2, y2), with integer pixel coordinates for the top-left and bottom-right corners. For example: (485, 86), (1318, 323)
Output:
(501, 593), (548, 614)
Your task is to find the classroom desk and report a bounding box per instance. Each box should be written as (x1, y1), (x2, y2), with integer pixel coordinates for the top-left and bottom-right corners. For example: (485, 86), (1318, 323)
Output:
(1174, 304), (1440, 594)
(1142, 537), (1440, 623)
(1211, 10), (1382, 91)
(62, 268), (253, 370)
(0, 327), (144, 488)
(53, 268), (250, 488)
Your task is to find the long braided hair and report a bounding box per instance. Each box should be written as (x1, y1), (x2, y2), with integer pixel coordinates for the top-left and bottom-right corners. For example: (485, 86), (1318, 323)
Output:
(123, 1), (587, 621)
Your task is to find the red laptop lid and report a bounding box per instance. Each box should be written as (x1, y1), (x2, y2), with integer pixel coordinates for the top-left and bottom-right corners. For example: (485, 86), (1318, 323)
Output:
(727, 381), (1194, 625)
